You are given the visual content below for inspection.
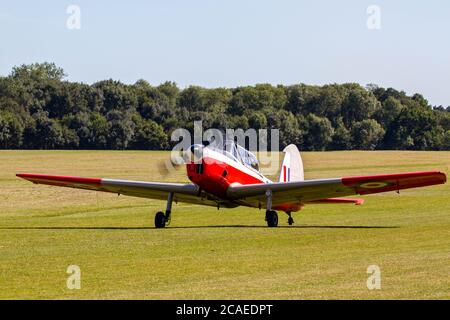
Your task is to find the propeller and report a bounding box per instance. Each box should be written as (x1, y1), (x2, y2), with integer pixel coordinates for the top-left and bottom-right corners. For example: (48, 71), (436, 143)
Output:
(156, 144), (205, 177)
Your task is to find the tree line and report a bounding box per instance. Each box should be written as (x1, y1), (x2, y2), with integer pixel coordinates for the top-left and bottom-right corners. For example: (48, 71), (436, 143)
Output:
(1, 62), (450, 151)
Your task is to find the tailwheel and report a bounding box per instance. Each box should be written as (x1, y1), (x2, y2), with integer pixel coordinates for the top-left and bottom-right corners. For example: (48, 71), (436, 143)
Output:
(154, 211), (166, 228)
(266, 210), (278, 227)
(288, 216), (294, 225)
(287, 212), (294, 225)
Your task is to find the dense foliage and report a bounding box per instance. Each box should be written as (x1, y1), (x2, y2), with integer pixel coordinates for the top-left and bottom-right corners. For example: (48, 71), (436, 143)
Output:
(1, 63), (449, 150)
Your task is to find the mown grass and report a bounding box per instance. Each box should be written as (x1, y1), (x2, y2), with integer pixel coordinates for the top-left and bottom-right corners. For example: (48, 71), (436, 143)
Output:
(0, 150), (449, 299)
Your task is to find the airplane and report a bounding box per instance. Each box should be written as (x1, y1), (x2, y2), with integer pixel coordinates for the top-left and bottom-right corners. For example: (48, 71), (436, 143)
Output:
(16, 140), (447, 228)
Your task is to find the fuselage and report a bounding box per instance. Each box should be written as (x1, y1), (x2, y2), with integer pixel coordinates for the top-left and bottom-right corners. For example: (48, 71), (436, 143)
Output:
(186, 146), (302, 212)
(187, 146), (270, 198)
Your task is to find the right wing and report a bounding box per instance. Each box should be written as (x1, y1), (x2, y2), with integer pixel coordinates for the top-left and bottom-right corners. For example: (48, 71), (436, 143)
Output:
(227, 171), (447, 209)
(16, 173), (234, 208)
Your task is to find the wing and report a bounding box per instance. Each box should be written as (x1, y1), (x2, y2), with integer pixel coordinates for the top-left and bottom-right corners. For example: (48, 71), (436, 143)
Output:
(16, 173), (233, 207)
(227, 171), (447, 209)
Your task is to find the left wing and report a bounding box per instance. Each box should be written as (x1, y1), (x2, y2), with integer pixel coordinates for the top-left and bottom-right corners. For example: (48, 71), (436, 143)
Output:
(16, 173), (233, 207)
(227, 171), (447, 208)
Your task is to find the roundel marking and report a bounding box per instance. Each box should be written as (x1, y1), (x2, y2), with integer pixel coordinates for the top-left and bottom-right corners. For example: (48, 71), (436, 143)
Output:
(359, 181), (392, 189)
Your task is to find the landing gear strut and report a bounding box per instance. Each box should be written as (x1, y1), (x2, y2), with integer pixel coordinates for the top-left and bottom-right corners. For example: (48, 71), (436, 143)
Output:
(154, 192), (174, 228)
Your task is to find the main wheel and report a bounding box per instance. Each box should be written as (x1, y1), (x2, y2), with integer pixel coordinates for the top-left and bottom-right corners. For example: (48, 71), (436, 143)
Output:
(154, 211), (166, 228)
(266, 210), (278, 227)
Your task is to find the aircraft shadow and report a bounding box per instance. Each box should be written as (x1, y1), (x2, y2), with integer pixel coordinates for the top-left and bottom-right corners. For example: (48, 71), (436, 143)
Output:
(0, 225), (399, 230)
(164, 225), (399, 230)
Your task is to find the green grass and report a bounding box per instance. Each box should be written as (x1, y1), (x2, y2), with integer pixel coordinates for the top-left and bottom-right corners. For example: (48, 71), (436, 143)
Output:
(0, 150), (449, 299)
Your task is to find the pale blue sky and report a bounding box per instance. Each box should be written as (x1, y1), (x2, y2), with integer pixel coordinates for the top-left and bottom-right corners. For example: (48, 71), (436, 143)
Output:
(1, 0), (449, 106)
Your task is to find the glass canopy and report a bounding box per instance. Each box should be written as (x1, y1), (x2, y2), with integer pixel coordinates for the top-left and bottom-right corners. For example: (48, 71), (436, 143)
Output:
(208, 140), (260, 171)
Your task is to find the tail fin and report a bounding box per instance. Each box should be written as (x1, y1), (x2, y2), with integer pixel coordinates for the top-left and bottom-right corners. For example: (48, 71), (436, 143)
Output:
(278, 144), (304, 182)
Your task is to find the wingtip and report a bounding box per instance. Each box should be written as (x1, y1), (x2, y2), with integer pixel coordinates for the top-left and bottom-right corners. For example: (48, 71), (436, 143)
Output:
(439, 171), (447, 183)
(16, 173), (36, 179)
(15, 173), (103, 185)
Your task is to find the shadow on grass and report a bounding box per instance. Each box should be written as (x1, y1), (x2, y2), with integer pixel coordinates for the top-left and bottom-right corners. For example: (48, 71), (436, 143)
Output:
(0, 225), (399, 230)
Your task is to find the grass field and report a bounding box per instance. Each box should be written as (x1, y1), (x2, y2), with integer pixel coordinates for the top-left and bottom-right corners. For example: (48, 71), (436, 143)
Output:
(0, 150), (449, 299)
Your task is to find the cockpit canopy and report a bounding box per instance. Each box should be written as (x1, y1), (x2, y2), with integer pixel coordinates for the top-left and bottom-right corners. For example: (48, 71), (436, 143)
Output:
(207, 140), (260, 171)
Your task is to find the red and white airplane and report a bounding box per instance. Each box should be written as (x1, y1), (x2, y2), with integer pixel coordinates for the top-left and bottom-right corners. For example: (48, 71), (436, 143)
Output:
(17, 141), (446, 228)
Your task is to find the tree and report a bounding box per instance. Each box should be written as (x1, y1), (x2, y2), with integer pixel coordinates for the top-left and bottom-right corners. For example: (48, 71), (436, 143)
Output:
(0, 63), (449, 151)
(137, 86), (175, 122)
(285, 84), (321, 116)
(442, 130), (450, 150)
(230, 84), (287, 115)
(178, 86), (205, 112)
(202, 88), (232, 113)
(302, 114), (334, 151)
(132, 117), (168, 150)
(106, 109), (135, 149)
(412, 93), (429, 108)
(229, 86), (258, 115)
(351, 119), (385, 150)
(341, 85), (381, 127)
(314, 84), (345, 120)
(61, 125), (80, 148)
(88, 112), (109, 149)
(383, 107), (439, 150)
(330, 118), (352, 150)
(228, 115), (249, 130)
(157, 81), (179, 106)
(29, 110), (66, 149)
(247, 111), (267, 129)
(63, 111), (96, 148)
(375, 96), (403, 128)
(0, 110), (24, 148)
(93, 80), (137, 112)
(267, 110), (302, 148)
(11, 62), (66, 81)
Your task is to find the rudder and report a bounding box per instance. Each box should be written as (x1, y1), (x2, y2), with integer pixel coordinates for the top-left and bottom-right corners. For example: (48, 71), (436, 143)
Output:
(278, 144), (304, 182)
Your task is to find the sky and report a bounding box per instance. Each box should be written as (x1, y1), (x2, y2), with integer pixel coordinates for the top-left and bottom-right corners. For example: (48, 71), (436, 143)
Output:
(1, 0), (449, 106)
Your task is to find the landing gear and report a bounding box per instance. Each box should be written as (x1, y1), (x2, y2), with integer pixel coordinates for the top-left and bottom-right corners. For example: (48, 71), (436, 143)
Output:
(154, 211), (166, 228)
(154, 192), (174, 229)
(265, 189), (278, 228)
(287, 212), (294, 225)
(266, 210), (278, 227)
(263, 189), (294, 227)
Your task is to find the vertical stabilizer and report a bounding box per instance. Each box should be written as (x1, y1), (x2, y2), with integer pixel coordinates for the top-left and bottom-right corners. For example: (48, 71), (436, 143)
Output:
(278, 144), (304, 182)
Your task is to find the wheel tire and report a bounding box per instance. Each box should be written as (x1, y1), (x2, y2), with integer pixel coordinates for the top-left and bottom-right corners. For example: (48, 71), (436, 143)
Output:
(154, 211), (166, 228)
(266, 210), (278, 227)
